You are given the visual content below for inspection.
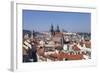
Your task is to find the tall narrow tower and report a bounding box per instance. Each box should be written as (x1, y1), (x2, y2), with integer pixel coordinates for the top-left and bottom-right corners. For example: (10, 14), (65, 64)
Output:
(56, 25), (60, 32)
(50, 24), (54, 35)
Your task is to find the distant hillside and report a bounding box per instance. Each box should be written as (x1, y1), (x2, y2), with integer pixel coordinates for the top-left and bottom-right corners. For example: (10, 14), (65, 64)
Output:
(23, 29), (45, 37)
(23, 30), (32, 37)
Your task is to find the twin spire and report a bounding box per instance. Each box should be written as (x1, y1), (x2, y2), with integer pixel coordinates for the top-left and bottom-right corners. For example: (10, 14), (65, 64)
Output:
(50, 24), (60, 35)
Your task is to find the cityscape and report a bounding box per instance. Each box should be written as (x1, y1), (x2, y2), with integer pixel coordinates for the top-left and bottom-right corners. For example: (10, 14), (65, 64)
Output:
(22, 10), (91, 62)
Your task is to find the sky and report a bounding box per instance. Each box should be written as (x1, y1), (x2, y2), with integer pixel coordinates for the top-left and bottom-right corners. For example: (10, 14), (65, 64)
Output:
(23, 10), (91, 33)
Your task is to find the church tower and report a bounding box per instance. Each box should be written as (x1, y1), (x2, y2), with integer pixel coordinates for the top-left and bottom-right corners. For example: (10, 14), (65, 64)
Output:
(56, 25), (60, 32)
(50, 24), (55, 36)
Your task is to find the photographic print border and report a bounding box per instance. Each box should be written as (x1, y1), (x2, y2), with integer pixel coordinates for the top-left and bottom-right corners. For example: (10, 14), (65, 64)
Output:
(11, 1), (97, 71)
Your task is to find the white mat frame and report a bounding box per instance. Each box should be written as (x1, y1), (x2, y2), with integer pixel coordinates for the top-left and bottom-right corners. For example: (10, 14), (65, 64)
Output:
(11, 1), (97, 71)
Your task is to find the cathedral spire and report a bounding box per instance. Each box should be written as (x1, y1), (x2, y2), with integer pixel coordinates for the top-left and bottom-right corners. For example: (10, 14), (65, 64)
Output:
(50, 24), (54, 35)
(56, 25), (60, 32)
